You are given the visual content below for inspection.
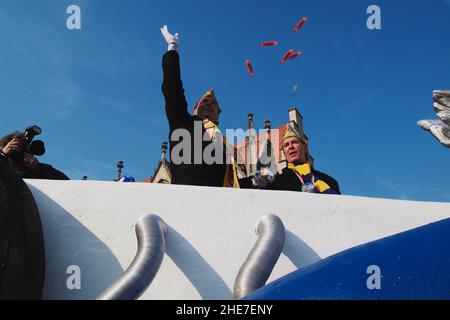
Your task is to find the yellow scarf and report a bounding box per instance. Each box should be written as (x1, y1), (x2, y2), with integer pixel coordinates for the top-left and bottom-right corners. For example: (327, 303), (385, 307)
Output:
(287, 163), (331, 193)
(203, 119), (240, 188)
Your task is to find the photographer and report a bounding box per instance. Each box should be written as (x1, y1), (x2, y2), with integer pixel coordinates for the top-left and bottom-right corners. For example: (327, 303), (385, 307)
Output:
(0, 128), (69, 180)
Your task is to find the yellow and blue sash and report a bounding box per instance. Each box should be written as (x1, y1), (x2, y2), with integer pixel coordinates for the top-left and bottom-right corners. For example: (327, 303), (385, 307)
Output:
(287, 163), (332, 193)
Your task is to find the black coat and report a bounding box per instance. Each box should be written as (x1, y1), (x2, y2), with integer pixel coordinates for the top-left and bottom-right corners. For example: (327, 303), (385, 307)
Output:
(268, 167), (341, 194)
(162, 50), (226, 187)
(0, 153), (69, 180)
(21, 163), (69, 180)
(239, 167), (341, 194)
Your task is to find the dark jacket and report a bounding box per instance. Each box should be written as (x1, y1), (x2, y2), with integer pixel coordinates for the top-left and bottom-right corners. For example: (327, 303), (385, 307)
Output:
(162, 50), (226, 186)
(267, 167), (340, 194)
(240, 167), (341, 194)
(0, 153), (69, 180)
(21, 163), (69, 180)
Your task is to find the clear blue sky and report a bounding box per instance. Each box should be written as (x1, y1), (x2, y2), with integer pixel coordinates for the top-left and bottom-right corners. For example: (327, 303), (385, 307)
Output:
(1, 0), (449, 202)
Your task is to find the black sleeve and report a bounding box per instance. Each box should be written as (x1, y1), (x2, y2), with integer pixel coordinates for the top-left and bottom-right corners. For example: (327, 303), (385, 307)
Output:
(0, 153), (8, 164)
(161, 50), (191, 130)
(238, 176), (255, 189)
(265, 173), (284, 191)
(314, 170), (341, 195)
(32, 163), (70, 180)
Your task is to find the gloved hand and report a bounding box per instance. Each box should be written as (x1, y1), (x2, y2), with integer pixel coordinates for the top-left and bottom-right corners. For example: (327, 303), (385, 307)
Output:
(252, 167), (275, 188)
(160, 25), (179, 52)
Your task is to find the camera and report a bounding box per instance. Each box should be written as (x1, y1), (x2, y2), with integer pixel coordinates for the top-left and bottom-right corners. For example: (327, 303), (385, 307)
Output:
(9, 125), (46, 161)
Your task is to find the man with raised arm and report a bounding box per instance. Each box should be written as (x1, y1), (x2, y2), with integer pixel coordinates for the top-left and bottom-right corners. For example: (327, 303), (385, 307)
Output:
(160, 25), (240, 187)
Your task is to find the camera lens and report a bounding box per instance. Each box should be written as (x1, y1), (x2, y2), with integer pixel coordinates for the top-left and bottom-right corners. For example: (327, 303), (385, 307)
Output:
(29, 140), (45, 156)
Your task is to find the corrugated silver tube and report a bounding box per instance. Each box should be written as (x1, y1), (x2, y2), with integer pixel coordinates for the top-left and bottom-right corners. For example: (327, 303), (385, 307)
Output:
(97, 214), (167, 300)
(232, 214), (285, 300)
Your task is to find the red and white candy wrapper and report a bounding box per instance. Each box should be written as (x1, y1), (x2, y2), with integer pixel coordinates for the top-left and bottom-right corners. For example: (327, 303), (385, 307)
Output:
(287, 51), (302, 60)
(259, 41), (279, 47)
(294, 16), (308, 32)
(280, 49), (294, 64)
(245, 59), (254, 77)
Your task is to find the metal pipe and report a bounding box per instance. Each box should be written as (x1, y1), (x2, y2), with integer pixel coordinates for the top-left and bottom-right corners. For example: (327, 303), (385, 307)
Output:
(232, 214), (286, 300)
(97, 214), (167, 300)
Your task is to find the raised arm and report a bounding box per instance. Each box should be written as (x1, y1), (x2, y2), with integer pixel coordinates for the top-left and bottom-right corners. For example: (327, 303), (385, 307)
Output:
(161, 25), (191, 130)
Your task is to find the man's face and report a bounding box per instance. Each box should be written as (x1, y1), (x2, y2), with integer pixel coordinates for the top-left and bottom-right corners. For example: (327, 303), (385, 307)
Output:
(282, 137), (307, 164)
(194, 96), (220, 124)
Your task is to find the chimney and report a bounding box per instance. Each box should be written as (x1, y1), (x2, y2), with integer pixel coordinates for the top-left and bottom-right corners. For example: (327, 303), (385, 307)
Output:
(264, 119), (272, 133)
(288, 108), (304, 133)
(246, 112), (256, 175)
(247, 112), (254, 130)
(264, 120), (272, 159)
(161, 142), (168, 161)
(115, 160), (124, 181)
(264, 119), (272, 141)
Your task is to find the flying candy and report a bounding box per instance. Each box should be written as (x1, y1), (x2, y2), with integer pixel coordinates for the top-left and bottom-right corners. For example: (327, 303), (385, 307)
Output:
(294, 16), (308, 32)
(245, 59), (255, 77)
(280, 49), (294, 64)
(287, 51), (302, 61)
(259, 41), (279, 47)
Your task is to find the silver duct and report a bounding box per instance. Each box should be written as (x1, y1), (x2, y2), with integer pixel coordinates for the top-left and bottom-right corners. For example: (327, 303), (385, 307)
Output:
(232, 214), (285, 300)
(97, 214), (167, 300)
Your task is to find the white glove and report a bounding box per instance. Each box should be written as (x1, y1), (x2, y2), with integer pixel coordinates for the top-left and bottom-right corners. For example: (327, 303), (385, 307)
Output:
(160, 25), (179, 52)
(252, 167), (275, 188)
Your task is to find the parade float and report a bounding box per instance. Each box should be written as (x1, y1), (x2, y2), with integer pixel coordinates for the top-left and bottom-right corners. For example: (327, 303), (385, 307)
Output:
(2, 158), (449, 300)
